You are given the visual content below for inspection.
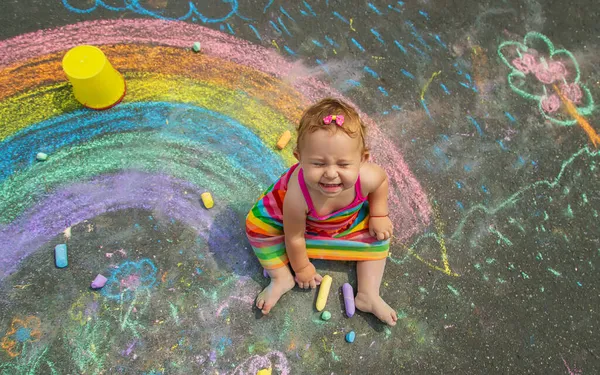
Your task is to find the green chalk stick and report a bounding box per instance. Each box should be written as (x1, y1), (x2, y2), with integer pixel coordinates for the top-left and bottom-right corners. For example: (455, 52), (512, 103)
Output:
(55, 244), (68, 268)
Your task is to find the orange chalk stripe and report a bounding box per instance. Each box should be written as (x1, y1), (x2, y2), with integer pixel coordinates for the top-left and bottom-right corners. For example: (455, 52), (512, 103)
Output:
(553, 84), (600, 147)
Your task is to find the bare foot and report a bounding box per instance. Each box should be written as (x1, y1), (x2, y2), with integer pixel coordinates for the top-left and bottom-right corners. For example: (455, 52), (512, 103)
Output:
(355, 291), (398, 326)
(256, 273), (295, 315)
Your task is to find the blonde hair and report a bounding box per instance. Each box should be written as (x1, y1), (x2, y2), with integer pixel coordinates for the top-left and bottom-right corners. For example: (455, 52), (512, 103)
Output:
(295, 98), (367, 154)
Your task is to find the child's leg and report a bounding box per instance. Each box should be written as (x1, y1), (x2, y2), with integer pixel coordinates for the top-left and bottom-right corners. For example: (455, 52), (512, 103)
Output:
(355, 258), (398, 326)
(256, 265), (295, 315)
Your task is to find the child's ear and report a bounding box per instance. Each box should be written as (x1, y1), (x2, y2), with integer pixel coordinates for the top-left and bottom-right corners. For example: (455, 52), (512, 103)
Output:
(361, 150), (370, 164)
(293, 149), (300, 161)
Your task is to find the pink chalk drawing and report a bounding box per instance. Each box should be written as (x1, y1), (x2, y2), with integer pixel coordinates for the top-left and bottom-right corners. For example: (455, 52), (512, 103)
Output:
(511, 53), (537, 74)
(534, 60), (567, 84)
(498, 32), (595, 126)
(541, 94), (561, 113)
(562, 356), (582, 375)
(560, 82), (583, 104)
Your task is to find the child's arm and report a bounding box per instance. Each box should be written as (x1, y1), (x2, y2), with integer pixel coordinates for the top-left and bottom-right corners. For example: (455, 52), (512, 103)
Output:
(283, 177), (322, 288)
(361, 163), (394, 240)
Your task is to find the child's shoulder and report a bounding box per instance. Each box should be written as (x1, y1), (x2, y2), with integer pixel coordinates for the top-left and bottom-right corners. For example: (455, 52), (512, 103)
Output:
(359, 162), (387, 195)
(283, 167), (307, 212)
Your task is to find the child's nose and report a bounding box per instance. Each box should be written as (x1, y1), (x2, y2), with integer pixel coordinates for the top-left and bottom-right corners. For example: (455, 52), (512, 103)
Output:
(324, 166), (338, 178)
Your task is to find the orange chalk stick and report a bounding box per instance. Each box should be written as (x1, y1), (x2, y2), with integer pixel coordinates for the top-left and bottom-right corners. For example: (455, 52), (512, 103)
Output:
(276, 130), (291, 150)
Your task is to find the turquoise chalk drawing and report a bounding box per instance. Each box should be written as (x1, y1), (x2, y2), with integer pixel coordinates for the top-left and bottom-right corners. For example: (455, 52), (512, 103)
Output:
(101, 258), (158, 302)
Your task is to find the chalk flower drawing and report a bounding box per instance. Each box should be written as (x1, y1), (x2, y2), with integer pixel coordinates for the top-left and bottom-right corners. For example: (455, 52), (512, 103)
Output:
(62, 0), (251, 23)
(102, 258), (158, 301)
(1, 316), (42, 357)
(498, 32), (595, 126)
(69, 291), (104, 325)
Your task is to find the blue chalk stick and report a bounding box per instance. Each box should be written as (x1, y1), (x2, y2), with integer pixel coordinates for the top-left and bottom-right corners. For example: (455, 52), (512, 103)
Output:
(55, 244), (68, 268)
(345, 330), (356, 343)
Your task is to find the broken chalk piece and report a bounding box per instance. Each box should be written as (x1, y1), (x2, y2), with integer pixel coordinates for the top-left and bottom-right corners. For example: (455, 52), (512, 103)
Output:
(63, 227), (72, 240)
(263, 268), (269, 278)
(276, 130), (291, 150)
(201, 192), (214, 209)
(342, 283), (355, 318)
(36, 152), (48, 161)
(256, 368), (272, 375)
(321, 311), (331, 321)
(91, 274), (108, 289)
(315, 275), (332, 311)
(192, 42), (201, 52)
(345, 330), (356, 343)
(54, 244), (68, 268)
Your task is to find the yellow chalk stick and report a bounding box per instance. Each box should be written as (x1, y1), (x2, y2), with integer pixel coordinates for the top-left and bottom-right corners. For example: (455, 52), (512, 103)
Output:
(201, 192), (214, 209)
(257, 368), (272, 375)
(316, 275), (332, 311)
(276, 130), (291, 150)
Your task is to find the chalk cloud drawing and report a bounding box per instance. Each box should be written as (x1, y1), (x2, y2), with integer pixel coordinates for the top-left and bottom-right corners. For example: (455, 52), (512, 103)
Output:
(498, 32), (595, 126)
(62, 0), (253, 23)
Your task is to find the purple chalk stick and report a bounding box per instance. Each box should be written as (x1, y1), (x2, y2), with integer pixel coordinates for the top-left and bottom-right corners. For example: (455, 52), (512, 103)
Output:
(342, 283), (355, 318)
(263, 268), (269, 278)
(91, 274), (108, 289)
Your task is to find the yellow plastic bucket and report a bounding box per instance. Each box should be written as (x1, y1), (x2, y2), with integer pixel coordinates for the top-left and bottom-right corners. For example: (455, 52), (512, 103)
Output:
(62, 45), (126, 110)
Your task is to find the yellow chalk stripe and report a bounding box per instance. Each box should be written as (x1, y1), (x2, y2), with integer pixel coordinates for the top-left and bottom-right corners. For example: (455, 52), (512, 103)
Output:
(0, 73), (296, 165)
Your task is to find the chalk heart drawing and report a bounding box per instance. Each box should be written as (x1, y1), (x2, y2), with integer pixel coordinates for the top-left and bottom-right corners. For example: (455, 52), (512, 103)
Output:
(1, 316), (42, 358)
(498, 32), (595, 126)
(62, 0), (255, 23)
(101, 259), (158, 302)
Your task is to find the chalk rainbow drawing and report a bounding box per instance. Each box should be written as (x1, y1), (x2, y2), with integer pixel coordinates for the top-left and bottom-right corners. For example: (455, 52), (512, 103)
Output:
(497, 32), (595, 127)
(0, 19), (431, 280)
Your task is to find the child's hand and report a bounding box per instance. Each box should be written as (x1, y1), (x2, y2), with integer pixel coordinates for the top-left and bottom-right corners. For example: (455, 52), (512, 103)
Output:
(369, 216), (394, 241)
(294, 263), (323, 289)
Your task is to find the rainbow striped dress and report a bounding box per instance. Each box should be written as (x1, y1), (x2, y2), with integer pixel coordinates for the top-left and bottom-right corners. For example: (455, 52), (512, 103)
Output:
(246, 163), (390, 269)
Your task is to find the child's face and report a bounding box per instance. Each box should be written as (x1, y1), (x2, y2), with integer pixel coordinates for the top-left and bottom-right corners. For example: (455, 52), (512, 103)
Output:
(296, 129), (368, 198)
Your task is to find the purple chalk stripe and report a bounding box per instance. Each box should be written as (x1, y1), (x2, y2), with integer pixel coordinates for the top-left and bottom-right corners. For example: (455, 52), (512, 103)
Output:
(0, 171), (246, 279)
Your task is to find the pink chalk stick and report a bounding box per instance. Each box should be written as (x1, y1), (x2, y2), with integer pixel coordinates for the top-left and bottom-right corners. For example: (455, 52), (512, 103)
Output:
(342, 283), (355, 318)
(91, 274), (108, 289)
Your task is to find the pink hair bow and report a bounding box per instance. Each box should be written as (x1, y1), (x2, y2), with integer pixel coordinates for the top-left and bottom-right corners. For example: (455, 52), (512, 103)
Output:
(323, 114), (345, 126)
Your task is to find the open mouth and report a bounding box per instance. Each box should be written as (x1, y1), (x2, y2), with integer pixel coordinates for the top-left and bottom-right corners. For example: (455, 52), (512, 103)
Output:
(319, 182), (343, 192)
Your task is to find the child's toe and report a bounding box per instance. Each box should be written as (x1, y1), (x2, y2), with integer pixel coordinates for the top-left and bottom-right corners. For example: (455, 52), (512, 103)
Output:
(262, 304), (272, 314)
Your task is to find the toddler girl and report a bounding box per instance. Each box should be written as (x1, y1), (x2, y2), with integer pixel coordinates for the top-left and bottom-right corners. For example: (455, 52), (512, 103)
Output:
(246, 98), (397, 326)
